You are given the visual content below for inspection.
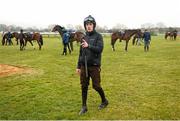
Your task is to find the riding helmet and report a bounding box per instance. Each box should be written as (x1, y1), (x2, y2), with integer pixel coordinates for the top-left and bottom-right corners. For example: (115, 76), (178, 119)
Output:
(83, 15), (96, 29)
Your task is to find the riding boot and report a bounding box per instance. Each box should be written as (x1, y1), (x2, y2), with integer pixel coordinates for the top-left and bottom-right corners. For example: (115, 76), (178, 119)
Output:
(79, 87), (88, 115)
(95, 87), (108, 110)
(95, 87), (106, 103)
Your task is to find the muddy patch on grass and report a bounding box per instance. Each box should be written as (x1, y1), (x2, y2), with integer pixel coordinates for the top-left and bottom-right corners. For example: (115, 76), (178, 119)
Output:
(0, 64), (37, 77)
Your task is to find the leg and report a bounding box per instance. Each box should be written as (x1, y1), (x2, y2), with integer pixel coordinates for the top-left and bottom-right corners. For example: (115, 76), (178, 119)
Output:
(67, 43), (71, 54)
(125, 40), (129, 52)
(38, 41), (41, 50)
(144, 41), (148, 52)
(62, 44), (66, 55)
(112, 44), (115, 51)
(70, 41), (73, 51)
(20, 40), (23, 51)
(79, 66), (90, 115)
(89, 66), (108, 109)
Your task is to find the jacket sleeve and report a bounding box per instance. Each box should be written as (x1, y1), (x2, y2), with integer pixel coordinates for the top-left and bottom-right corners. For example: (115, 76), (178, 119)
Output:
(88, 34), (103, 53)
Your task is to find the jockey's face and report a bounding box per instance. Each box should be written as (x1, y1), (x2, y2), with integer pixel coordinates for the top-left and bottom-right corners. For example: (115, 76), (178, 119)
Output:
(85, 22), (94, 32)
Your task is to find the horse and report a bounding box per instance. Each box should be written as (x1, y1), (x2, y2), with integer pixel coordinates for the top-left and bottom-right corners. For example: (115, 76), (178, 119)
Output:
(12, 32), (19, 45)
(165, 30), (177, 40)
(23, 32), (43, 50)
(71, 31), (85, 43)
(52, 25), (75, 52)
(165, 32), (172, 40)
(132, 31), (144, 45)
(111, 29), (141, 51)
(2, 32), (13, 45)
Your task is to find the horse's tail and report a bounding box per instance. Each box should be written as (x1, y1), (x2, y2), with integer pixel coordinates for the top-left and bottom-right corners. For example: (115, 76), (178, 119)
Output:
(39, 35), (43, 45)
(2, 35), (6, 45)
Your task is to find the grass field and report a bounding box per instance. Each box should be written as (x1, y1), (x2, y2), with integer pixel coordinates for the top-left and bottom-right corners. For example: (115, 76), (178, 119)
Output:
(0, 35), (180, 120)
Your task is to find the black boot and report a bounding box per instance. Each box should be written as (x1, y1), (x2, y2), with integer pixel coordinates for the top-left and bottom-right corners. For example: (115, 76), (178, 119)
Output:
(95, 87), (109, 110)
(79, 86), (88, 115)
(79, 106), (88, 115)
(98, 99), (109, 110)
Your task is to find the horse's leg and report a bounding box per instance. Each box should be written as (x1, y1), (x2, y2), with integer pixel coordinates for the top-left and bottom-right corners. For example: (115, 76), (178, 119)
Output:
(29, 41), (33, 46)
(70, 41), (73, 51)
(132, 37), (135, 45)
(37, 41), (41, 50)
(125, 40), (129, 52)
(111, 39), (117, 51)
(2, 38), (5, 45)
(28, 40), (34, 49)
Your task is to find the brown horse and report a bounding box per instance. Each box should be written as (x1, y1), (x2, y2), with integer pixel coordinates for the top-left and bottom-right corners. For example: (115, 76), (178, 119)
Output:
(12, 32), (19, 45)
(111, 29), (141, 51)
(24, 32), (43, 50)
(165, 30), (177, 40)
(72, 31), (85, 43)
(132, 31), (144, 45)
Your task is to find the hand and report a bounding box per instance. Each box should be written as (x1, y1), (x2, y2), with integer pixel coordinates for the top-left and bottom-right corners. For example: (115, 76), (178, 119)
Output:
(76, 69), (81, 75)
(81, 39), (88, 48)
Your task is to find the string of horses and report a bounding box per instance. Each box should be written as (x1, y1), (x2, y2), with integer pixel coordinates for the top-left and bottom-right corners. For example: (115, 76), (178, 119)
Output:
(1, 25), (178, 53)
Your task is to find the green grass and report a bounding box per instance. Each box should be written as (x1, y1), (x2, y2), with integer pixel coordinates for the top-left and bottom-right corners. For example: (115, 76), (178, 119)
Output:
(0, 35), (180, 119)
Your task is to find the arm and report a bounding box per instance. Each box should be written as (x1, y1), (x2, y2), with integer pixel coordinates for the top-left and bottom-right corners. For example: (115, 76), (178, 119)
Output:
(88, 34), (103, 53)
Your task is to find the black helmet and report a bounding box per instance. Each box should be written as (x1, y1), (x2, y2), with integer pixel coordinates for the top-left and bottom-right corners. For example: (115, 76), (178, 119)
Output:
(83, 15), (96, 29)
(20, 29), (23, 32)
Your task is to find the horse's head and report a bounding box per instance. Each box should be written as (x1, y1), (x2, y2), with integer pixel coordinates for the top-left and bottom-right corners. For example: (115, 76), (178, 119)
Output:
(52, 25), (64, 32)
(74, 32), (85, 42)
(11, 32), (18, 38)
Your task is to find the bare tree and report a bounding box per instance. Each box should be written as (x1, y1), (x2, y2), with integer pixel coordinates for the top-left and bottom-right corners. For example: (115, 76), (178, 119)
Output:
(156, 22), (166, 28)
(66, 24), (74, 30)
(48, 24), (56, 32)
(74, 25), (84, 32)
(141, 23), (155, 29)
(112, 23), (127, 31)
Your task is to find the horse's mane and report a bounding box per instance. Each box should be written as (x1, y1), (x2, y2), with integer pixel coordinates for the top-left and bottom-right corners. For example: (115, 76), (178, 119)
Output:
(55, 25), (64, 30)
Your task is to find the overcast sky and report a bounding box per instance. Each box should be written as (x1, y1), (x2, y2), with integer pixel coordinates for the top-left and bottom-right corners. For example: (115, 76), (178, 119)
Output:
(0, 0), (180, 29)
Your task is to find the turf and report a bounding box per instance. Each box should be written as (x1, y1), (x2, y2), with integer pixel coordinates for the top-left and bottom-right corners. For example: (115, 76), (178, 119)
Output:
(0, 35), (179, 119)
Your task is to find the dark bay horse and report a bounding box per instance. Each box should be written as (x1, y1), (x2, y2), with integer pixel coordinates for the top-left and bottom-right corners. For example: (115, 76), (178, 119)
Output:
(23, 32), (43, 50)
(52, 25), (72, 53)
(2, 32), (13, 45)
(111, 29), (141, 51)
(52, 25), (84, 51)
(12, 32), (19, 45)
(165, 30), (177, 40)
(132, 31), (144, 45)
(71, 31), (85, 44)
(2, 32), (20, 45)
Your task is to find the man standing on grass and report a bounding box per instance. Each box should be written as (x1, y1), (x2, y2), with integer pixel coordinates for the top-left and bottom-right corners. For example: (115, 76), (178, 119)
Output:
(76, 15), (108, 115)
(19, 29), (25, 51)
(143, 29), (151, 52)
(62, 30), (70, 55)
